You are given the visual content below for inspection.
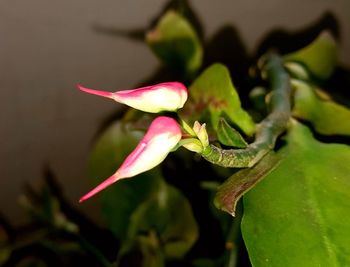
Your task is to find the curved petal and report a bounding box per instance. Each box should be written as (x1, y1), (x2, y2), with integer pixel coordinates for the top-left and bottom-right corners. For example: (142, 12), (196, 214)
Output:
(77, 82), (188, 113)
(79, 116), (182, 202)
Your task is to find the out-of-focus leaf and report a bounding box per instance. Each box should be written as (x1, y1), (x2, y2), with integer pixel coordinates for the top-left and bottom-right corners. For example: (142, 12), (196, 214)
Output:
(284, 31), (337, 80)
(117, 234), (164, 267)
(156, 0), (204, 40)
(214, 152), (280, 216)
(19, 187), (79, 234)
(192, 258), (218, 267)
(217, 118), (248, 148)
(249, 86), (267, 111)
(284, 62), (310, 80)
(181, 64), (255, 135)
(292, 80), (350, 136)
(17, 258), (48, 267)
(242, 122), (350, 266)
(88, 121), (163, 240)
(0, 247), (10, 265)
(146, 10), (203, 75)
(127, 181), (198, 259)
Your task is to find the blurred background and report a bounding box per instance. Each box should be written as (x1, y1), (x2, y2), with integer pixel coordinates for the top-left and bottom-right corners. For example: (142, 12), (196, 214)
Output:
(1, 0), (349, 224)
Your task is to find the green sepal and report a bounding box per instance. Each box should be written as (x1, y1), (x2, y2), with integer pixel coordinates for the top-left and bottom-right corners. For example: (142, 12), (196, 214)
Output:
(217, 118), (248, 148)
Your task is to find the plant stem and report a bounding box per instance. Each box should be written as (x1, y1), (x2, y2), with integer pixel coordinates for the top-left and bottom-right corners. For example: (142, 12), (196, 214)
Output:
(223, 201), (243, 267)
(201, 53), (291, 168)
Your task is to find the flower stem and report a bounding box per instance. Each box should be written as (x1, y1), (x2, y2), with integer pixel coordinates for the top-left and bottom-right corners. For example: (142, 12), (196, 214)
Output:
(201, 53), (291, 168)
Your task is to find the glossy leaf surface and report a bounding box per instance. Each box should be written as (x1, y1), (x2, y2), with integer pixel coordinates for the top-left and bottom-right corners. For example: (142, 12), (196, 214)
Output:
(214, 152), (280, 216)
(181, 63), (255, 135)
(242, 122), (350, 266)
(217, 118), (248, 148)
(292, 81), (350, 136)
(284, 31), (337, 80)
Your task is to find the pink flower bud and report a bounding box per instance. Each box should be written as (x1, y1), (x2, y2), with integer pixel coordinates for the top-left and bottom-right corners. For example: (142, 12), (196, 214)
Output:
(77, 82), (188, 113)
(79, 116), (182, 202)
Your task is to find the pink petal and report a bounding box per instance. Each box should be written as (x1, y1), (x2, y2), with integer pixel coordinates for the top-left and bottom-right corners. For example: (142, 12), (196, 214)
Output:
(79, 116), (181, 202)
(79, 173), (118, 203)
(77, 84), (114, 99)
(77, 82), (187, 113)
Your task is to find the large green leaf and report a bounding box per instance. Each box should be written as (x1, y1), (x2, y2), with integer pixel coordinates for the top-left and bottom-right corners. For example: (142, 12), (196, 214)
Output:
(88, 122), (163, 239)
(292, 80), (350, 136)
(146, 10), (203, 75)
(116, 235), (165, 267)
(284, 31), (337, 80)
(242, 122), (350, 266)
(181, 64), (255, 135)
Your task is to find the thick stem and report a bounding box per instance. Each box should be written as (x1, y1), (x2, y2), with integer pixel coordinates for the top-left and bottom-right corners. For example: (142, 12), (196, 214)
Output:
(201, 53), (291, 168)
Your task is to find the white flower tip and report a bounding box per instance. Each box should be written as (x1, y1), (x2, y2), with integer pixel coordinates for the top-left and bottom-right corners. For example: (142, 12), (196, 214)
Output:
(193, 121), (201, 135)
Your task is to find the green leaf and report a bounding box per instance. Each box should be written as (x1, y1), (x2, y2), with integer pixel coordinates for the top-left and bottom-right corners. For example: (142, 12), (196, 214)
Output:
(0, 247), (10, 266)
(242, 122), (350, 266)
(181, 64), (255, 135)
(292, 80), (350, 136)
(127, 182), (199, 259)
(88, 122), (163, 239)
(214, 152), (280, 216)
(146, 10), (203, 75)
(284, 31), (337, 80)
(117, 235), (165, 267)
(217, 118), (248, 148)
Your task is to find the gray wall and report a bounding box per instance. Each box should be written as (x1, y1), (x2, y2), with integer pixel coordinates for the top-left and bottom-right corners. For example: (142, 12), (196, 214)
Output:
(1, 0), (349, 224)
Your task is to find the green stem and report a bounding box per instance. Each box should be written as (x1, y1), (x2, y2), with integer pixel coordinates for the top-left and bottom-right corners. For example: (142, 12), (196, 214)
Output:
(224, 201), (243, 267)
(201, 53), (291, 168)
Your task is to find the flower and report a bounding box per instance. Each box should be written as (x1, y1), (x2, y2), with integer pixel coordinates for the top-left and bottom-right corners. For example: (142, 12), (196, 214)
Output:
(193, 121), (209, 148)
(77, 82), (188, 113)
(79, 116), (182, 202)
(179, 121), (209, 153)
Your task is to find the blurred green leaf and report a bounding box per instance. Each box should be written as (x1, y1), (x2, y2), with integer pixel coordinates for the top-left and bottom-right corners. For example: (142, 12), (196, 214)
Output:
(146, 10), (203, 75)
(17, 258), (48, 267)
(117, 234), (164, 267)
(19, 188), (79, 234)
(284, 31), (337, 80)
(214, 152), (280, 216)
(217, 118), (248, 148)
(0, 246), (10, 265)
(153, 0), (204, 42)
(181, 64), (255, 135)
(127, 181), (199, 259)
(88, 121), (163, 240)
(242, 122), (350, 266)
(192, 258), (218, 267)
(292, 80), (350, 136)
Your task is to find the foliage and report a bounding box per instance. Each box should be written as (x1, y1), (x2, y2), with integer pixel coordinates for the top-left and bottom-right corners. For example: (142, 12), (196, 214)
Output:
(2, 1), (350, 266)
